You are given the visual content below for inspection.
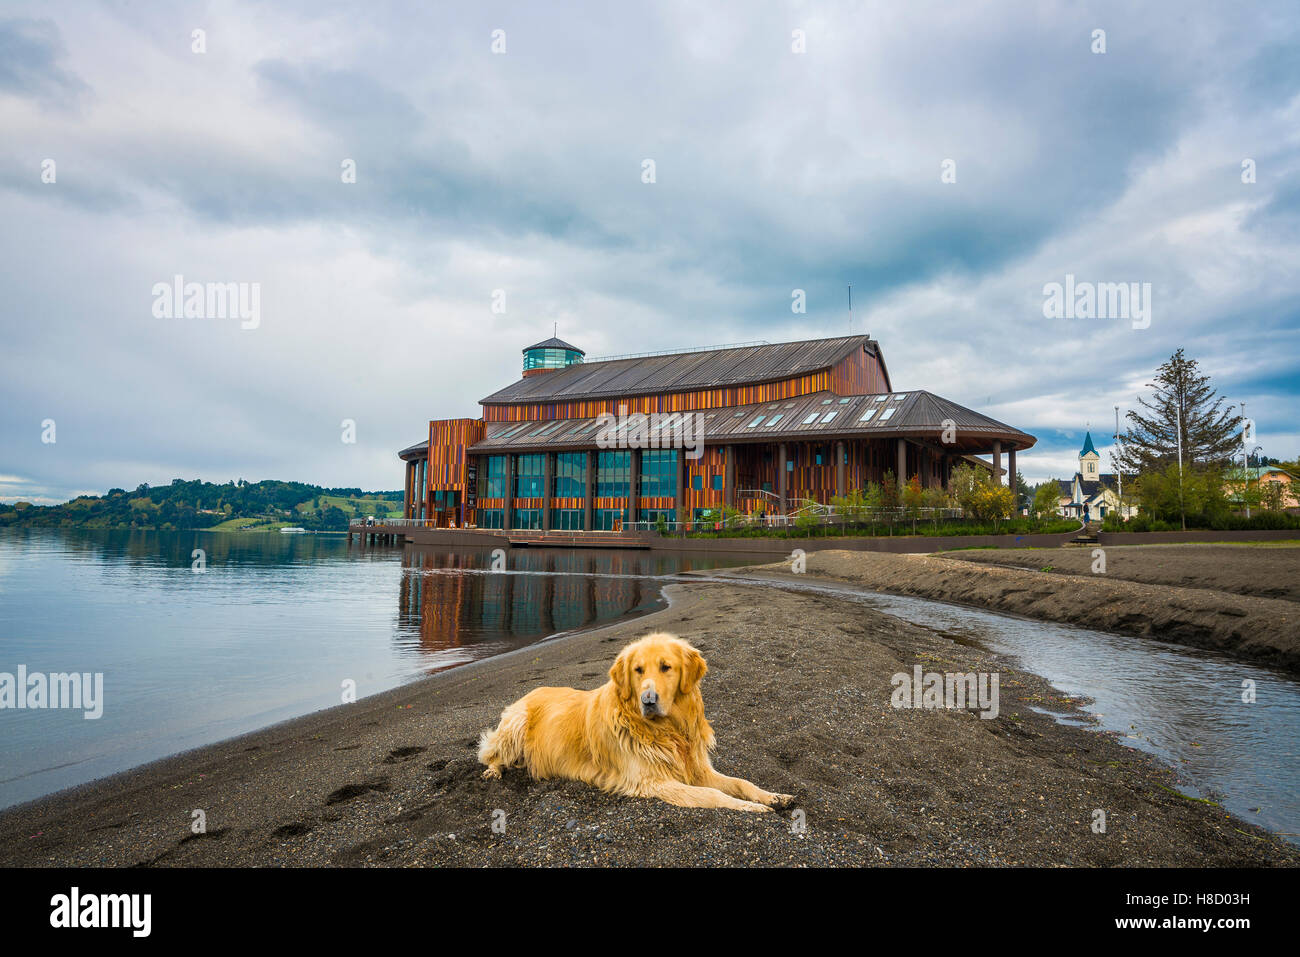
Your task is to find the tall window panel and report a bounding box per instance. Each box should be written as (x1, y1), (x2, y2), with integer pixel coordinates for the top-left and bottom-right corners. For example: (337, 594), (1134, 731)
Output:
(639, 449), (678, 498)
(514, 454), (545, 498)
(481, 455), (509, 499)
(596, 451), (630, 498)
(555, 453), (587, 499)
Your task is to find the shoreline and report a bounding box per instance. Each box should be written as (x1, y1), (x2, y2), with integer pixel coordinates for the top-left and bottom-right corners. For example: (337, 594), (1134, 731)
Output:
(764, 545), (1300, 673)
(2, 571), (1295, 867)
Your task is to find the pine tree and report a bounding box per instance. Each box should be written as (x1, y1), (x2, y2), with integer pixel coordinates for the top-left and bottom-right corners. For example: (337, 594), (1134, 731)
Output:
(1114, 349), (1241, 474)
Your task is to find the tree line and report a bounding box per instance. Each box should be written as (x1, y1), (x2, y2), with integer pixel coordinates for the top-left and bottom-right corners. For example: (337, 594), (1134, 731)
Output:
(0, 479), (403, 532)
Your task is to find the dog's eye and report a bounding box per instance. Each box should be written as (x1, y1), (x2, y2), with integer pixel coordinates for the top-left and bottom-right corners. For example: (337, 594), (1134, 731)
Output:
(634, 666), (643, 674)
(660, 663), (671, 672)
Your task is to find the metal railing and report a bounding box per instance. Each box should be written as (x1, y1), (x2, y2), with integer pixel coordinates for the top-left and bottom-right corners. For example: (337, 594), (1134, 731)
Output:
(348, 518), (494, 529)
(586, 340), (769, 362)
(623, 506), (969, 534)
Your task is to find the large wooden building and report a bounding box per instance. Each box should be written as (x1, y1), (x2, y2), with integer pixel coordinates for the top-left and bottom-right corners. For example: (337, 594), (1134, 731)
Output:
(399, 335), (1035, 529)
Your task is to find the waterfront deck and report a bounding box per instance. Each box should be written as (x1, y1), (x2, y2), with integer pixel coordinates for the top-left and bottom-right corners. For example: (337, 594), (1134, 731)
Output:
(346, 521), (652, 549)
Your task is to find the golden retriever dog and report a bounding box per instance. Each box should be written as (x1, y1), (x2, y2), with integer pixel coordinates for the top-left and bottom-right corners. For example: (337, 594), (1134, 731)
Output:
(478, 632), (794, 812)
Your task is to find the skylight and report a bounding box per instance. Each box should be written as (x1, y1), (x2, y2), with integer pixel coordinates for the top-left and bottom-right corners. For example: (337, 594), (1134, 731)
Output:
(858, 409), (876, 422)
(821, 411), (838, 423)
(801, 412), (819, 425)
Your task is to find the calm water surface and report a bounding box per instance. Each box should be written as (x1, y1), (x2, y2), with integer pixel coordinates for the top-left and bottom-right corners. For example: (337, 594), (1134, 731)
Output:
(0, 528), (748, 810)
(4, 529), (1296, 847)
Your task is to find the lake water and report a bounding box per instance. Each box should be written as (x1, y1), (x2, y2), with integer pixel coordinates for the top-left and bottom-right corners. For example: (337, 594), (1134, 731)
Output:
(0, 528), (748, 810)
(4, 529), (1296, 847)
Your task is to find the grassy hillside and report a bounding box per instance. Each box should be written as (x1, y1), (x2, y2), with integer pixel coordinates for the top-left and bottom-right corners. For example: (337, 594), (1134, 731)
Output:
(0, 479), (403, 532)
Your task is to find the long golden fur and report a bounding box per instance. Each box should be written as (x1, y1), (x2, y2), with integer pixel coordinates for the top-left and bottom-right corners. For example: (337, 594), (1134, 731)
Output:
(477, 633), (794, 812)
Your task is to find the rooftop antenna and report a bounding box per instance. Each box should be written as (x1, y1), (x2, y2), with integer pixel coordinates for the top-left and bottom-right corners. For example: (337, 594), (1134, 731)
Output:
(848, 283), (853, 335)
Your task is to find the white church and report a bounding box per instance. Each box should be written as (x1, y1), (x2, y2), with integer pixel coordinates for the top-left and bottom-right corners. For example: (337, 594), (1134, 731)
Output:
(1055, 432), (1137, 521)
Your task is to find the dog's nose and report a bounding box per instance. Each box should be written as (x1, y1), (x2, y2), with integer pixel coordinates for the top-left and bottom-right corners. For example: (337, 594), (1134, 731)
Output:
(640, 689), (658, 704)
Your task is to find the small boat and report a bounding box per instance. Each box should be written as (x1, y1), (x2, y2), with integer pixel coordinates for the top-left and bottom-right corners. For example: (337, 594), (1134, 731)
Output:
(279, 526), (307, 534)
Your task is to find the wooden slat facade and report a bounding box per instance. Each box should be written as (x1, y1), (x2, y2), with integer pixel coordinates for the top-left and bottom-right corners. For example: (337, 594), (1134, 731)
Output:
(398, 335), (1032, 531)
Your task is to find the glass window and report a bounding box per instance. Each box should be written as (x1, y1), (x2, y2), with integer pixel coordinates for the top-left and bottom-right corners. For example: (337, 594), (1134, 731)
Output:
(639, 449), (678, 498)
(880, 407), (896, 421)
(859, 409), (876, 422)
(801, 412), (819, 424)
(692, 475), (703, 490)
(766, 413), (784, 426)
(748, 415), (765, 428)
(514, 454), (545, 498)
(838, 397), (851, 404)
(550, 508), (584, 530)
(821, 410), (838, 423)
(511, 508), (542, 530)
(481, 455), (509, 498)
(596, 451), (630, 498)
(711, 475), (723, 490)
(555, 452), (587, 498)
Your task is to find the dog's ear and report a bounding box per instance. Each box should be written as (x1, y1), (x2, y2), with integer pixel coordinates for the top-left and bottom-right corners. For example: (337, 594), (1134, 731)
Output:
(679, 643), (707, 694)
(609, 647), (633, 700)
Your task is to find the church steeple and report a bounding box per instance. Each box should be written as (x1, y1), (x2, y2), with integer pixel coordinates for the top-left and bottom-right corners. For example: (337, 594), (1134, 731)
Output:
(1079, 431), (1100, 479)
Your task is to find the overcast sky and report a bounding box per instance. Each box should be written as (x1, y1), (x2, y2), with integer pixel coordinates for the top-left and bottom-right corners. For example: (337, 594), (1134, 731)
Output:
(3, 0), (1298, 502)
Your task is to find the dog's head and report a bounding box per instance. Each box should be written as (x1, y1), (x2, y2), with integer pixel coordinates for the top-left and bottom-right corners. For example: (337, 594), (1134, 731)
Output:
(609, 632), (707, 720)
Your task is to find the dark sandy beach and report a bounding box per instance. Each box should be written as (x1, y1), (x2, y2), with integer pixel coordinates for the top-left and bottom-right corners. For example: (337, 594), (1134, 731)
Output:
(1, 564), (1295, 867)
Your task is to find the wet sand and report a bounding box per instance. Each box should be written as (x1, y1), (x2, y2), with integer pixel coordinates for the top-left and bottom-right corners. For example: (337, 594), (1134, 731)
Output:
(948, 542), (1300, 603)
(783, 546), (1300, 673)
(1, 577), (1294, 867)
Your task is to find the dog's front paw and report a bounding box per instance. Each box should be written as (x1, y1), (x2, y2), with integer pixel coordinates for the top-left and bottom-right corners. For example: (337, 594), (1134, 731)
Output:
(738, 801), (773, 813)
(767, 792), (796, 808)
(481, 766), (501, 780)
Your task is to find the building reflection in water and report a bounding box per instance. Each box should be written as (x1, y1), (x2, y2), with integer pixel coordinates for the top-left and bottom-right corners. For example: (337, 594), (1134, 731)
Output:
(396, 546), (745, 671)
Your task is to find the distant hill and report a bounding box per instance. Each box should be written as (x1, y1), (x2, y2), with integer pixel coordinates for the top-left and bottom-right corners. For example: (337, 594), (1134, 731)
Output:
(0, 479), (403, 532)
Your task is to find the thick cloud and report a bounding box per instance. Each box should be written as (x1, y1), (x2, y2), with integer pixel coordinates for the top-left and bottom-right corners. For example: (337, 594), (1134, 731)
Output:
(2, 0), (1297, 502)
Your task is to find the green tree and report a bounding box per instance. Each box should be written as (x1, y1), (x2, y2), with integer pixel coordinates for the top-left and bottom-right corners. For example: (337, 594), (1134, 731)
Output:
(1033, 481), (1062, 520)
(1115, 349), (1241, 473)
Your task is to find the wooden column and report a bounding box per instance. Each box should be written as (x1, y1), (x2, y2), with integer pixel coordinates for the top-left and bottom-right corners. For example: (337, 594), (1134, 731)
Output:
(1008, 447), (1017, 511)
(992, 441), (1002, 486)
(503, 454), (514, 529)
(724, 445), (736, 508)
(584, 450), (595, 531)
(541, 452), (554, 531)
(896, 438), (907, 483)
(778, 443), (788, 515)
(673, 450), (685, 524)
(836, 440), (846, 498)
(628, 449), (640, 524)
